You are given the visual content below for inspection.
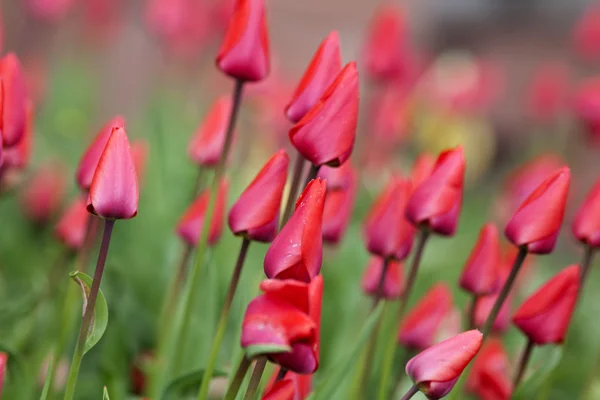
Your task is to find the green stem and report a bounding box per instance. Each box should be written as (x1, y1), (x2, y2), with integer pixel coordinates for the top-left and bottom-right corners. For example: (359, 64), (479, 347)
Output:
(190, 168), (206, 201)
(196, 238), (251, 400)
(513, 339), (534, 389)
(280, 154), (306, 228)
(244, 357), (267, 400)
(170, 78), (244, 373)
(468, 294), (478, 330)
(275, 367), (287, 382)
(224, 356), (252, 400)
(377, 230), (430, 400)
(579, 245), (595, 290)
(400, 385), (419, 400)
(63, 219), (115, 400)
(304, 164), (320, 188)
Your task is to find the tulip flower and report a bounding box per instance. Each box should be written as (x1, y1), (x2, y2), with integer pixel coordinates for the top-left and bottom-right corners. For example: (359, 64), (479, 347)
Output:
(2, 99), (33, 170)
(289, 62), (359, 167)
(322, 167), (356, 244)
(285, 31), (342, 123)
(229, 149), (289, 242)
(263, 369), (312, 400)
(504, 167), (570, 254)
(404, 330), (483, 400)
(397, 283), (453, 351)
(176, 180), (228, 247)
(410, 153), (435, 191)
(76, 116), (125, 191)
(0, 53), (27, 147)
(513, 265), (580, 345)
(364, 177), (414, 260)
(20, 163), (66, 225)
(405, 147), (465, 236)
(473, 292), (511, 334)
(466, 339), (512, 400)
(216, 0), (270, 82)
(526, 62), (569, 123)
(242, 276), (322, 374)
(573, 4), (600, 62)
(264, 179), (326, 282)
(459, 223), (501, 296)
(573, 178), (600, 248)
(573, 77), (600, 144)
(87, 127), (139, 220)
(317, 162), (355, 191)
(54, 197), (91, 251)
(362, 257), (403, 300)
(262, 379), (295, 400)
(0, 352), (6, 396)
(188, 96), (233, 168)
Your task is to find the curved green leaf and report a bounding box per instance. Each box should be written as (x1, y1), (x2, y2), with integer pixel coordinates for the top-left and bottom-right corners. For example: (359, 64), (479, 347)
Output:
(512, 345), (563, 400)
(103, 386), (110, 399)
(39, 357), (54, 400)
(162, 368), (228, 399)
(70, 271), (109, 355)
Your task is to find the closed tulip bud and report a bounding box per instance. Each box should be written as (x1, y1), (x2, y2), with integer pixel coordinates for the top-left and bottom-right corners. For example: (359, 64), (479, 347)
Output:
(361, 257), (403, 300)
(131, 140), (149, 187)
(405, 147), (465, 236)
(573, 4), (600, 62)
(264, 179), (326, 282)
(229, 149), (289, 242)
(20, 163), (66, 224)
(504, 167), (570, 254)
(410, 153), (435, 190)
(573, 178), (600, 247)
(216, 0), (270, 81)
(188, 97), (232, 168)
(0, 352), (6, 396)
(289, 62), (359, 167)
(459, 223), (501, 296)
(406, 330), (483, 400)
(398, 283), (453, 351)
(317, 162), (354, 191)
(0, 53), (27, 147)
(513, 265), (580, 345)
(87, 127), (139, 220)
(527, 62), (569, 123)
(76, 116), (125, 191)
(285, 31), (342, 123)
(364, 177), (414, 260)
(54, 197), (90, 251)
(322, 168), (357, 244)
(176, 180), (228, 247)
(466, 339), (512, 400)
(3, 99), (33, 170)
(473, 292), (511, 334)
(573, 77), (600, 144)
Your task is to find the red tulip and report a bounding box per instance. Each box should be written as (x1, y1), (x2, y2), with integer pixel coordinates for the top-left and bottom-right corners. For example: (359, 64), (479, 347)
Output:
(317, 162), (355, 191)
(76, 116), (126, 191)
(573, 177), (600, 247)
(573, 4), (600, 62)
(361, 257), (403, 300)
(406, 330), (483, 400)
(459, 223), (501, 296)
(54, 197), (91, 251)
(264, 179), (326, 282)
(405, 146), (465, 235)
(262, 379), (295, 400)
(20, 163), (66, 224)
(368, 88), (411, 146)
(322, 167), (356, 244)
(466, 339), (512, 400)
(285, 31), (342, 123)
(131, 140), (149, 187)
(364, 177), (414, 260)
(263, 370), (311, 400)
(473, 292), (511, 334)
(2, 99), (33, 170)
(0, 53), (27, 147)
(398, 283), (453, 351)
(176, 180), (228, 247)
(0, 352), (6, 397)
(242, 277), (322, 374)
(87, 127), (139, 220)
(188, 96), (232, 168)
(513, 265), (580, 345)
(410, 153), (435, 190)
(362, 5), (408, 82)
(526, 62), (569, 123)
(504, 167), (570, 254)
(289, 62), (359, 167)
(229, 149), (289, 242)
(216, 0), (270, 81)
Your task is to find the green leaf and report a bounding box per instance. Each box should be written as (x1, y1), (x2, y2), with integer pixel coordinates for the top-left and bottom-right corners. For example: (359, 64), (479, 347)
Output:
(512, 345), (563, 400)
(309, 302), (385, 400)
(70, 271), (109, 355)
(244, 344), (291, 360)
(39, 357), (54, 400)
(103, 386), (110, 400)
(162, 368), (228, 399)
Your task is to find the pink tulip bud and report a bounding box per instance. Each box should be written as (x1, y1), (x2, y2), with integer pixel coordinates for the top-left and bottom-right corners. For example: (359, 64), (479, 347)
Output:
(473, 292), (511, 334)
(2, 99), (34, 170)
(573, 177), (600, 247)
(20, 163), (66, 224)
(459, 223), (501, 296)
(54, 197), (90, 251)
(317, 162), (355, 191)
(410, 153), (435, 190)
(0, 53), (27, 147)
(188, 97), (232, 168)
(322, 166), (357, 244)
(361, 257), (403, 300)
(0, 352), (7, 396)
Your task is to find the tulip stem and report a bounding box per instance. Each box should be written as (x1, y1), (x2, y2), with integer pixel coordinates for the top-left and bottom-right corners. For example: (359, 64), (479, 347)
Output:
(377, 230), (430, 400)
(468, 294), (479, 330)
(579, 244), (595, 289)
(244, 357), (267, 400)
(275, 367), (287, 382)
(170, 78), (244, 374)
(190, 168), (206, 201)
(400, 385), (419, 400)
(481, 247), (528, 339)
(281, 154), (307, 227)
(373, 257), (391, 308)
(224, 356), (252, 400)
(513, 339), (534, 389)
(197, 238), (251, 400)
(304, 164), (320, 187)
(64, 219), (115, 400)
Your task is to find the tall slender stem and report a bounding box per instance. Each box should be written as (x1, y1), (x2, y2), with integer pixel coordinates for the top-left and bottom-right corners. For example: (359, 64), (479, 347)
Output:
(171, 79), (244, 373)
(63, 219), (115, 400)
(513, 339), (534, 389)
(468, 294), (479, 330)
(304, 164), (320, 188)
(481, 247), (528, 339)
(224, 356), (252, 400)
(280, 154), (306, 228)
(197, 238), (251, 400)
(579, 245), (595, 289)
(244, 357), (267, 400)
(400, 385), (419, 400)
(373, 258), (391, 308)
(377, 230), (430, 400)
(190, 168), (206, 201)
